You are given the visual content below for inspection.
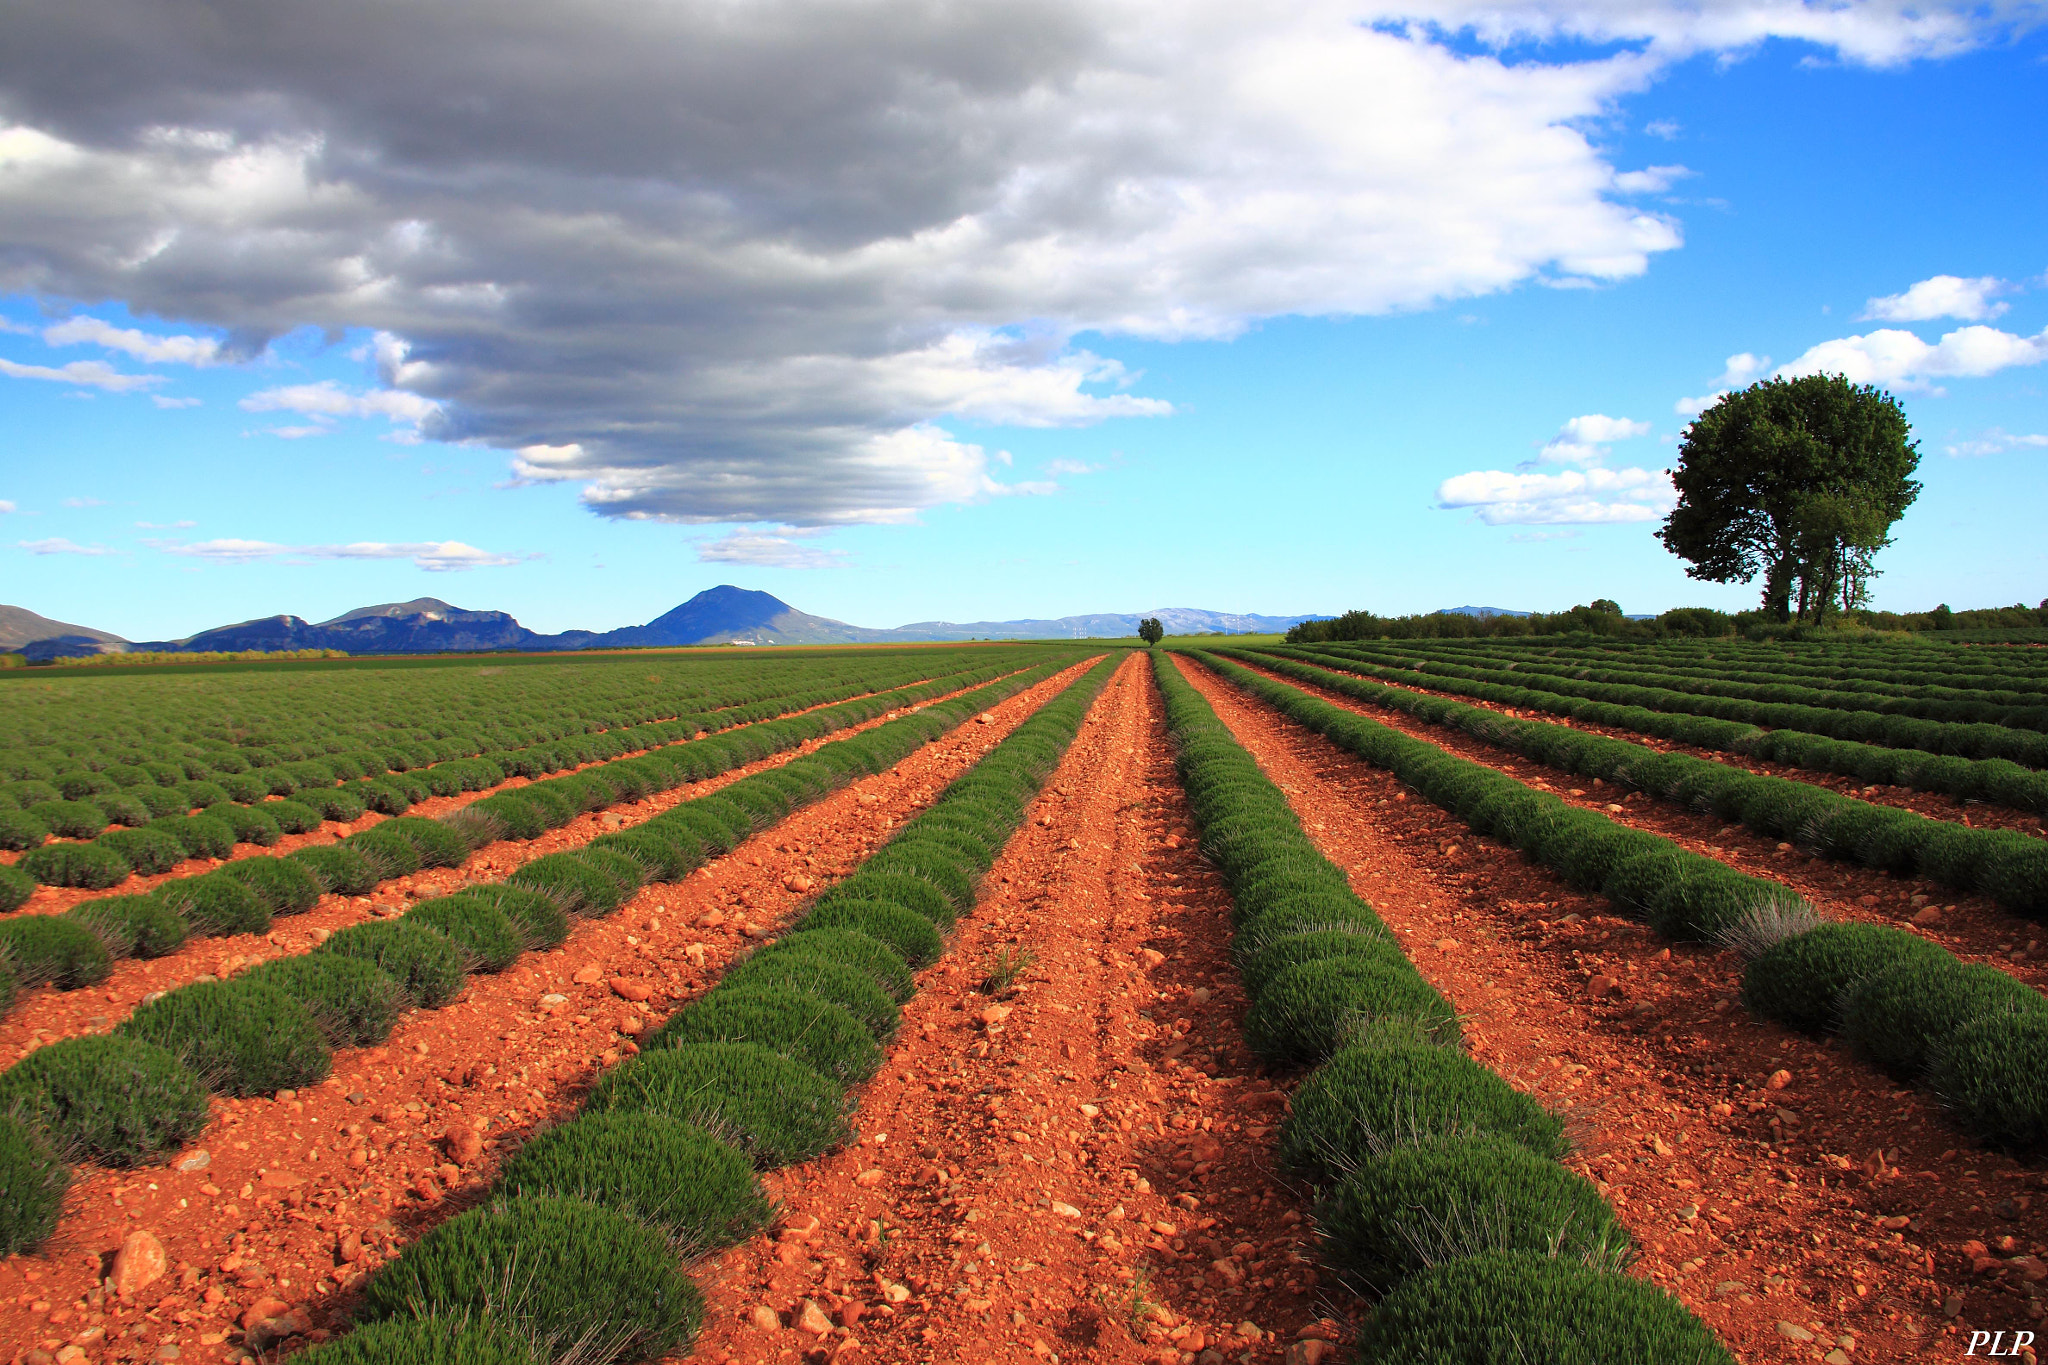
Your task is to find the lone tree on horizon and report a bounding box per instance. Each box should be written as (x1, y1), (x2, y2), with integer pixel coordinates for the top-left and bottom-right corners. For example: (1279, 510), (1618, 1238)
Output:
(1659, 373), (1920, 624)
(1138, 617), (1165, 645)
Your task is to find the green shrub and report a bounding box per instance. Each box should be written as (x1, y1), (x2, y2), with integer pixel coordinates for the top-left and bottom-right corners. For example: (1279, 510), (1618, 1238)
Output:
(1645, 868), (1776, 942)
(1234, 900), (1388, 961)
(1601, 849), (1692, 916)
(1351, 1250), (1734, 1365)
(406, 898), (524, 973)
(66, 895), (187, 958)
(157, 872), (272, 937)
(800, 897), (944, 969)
(19, 841), (132, 890)
(381, 816), (473, 870)
(360, 1195), (701, 1364)
(507, 852), (626, 915)
(649, 987), (882, 1084)
(147, 813), (235, 859)
(589, 829), (697, 882)
(218, 772), (273, 803)
(1281, 1038), (1567, 1183)
(91, 826), (185, 875)
(28, 800), (109, 839)
(181, 780), (230, 809)
(0, 916), (113, 988)
(1842, 959), (2048, 1080)
(240, 953), (407, 1047)
(262, 799), (325, 836)
(83, 794), (146, 829)
(0, 1113), (69, 1256)
(1741, 924), (1948, 1035)
(497, 1112), (770, 1253)
(474, 792), (552, 840)
(342, 825), (424, 879)
(1930, 1012), (2048, 1151)
(1316, 1134), (1630, 1293)
(118, 979), (332, 1096)
(0, 864), (31, 913)
(747, 928), (915, 1005)
(814, 871), (957, 929)
(0, 1035), (209, 1165)
(721, 945), (901, 1039)
(1244, 957), (1459, 1067)
(584, 1042), (850, 1167)
(861, 842), (976, 909)
(319, 920), (466, 1008)
(1982, 840), (2048, 918)
(296, 786), (369, 823)
(218, 856), (322, 914)
(511, 783), (578, 829)
(287, 1315), (543, 1365)
(288, 843), (382, 895)
(128, 784), (191, 819)
(1239, 931), (1400, 1002)
(452, 884), (570, 951)
(0, 809), (49, 851)
(214, 804), (283, 847)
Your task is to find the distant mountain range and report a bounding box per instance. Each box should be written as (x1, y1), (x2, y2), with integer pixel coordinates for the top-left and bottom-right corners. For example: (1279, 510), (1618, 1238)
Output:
(3, 588), (1329, 659)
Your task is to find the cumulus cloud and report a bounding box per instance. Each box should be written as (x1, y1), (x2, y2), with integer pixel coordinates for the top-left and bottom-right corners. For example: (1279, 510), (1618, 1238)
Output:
(1613, 165), (1693, 194)
(240, 379), (440, 440)
(1537, 412), (1651, 464)
(1863, 274), (2009, 322)
(0, 0), (2025, 524)
(19, 536), (119, 555)
(1777, 323), (2048, 390)
(1674, 351), (1774, 415)
(1947, 428), (2048, 458)
(0, 356), (160, 391)
(0, 501), (16, 514)
(1437, 464), (1676, 524)
(151, 394), (202, 409)
(150, 537), (526, 570)
(43, 316), (223, 364)
(695, 529), (851, 569)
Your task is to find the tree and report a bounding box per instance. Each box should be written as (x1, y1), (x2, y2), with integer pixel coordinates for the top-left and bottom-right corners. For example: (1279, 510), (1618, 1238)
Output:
(1138, 617), (1165, 645)
(1658, 374), (1920, 624)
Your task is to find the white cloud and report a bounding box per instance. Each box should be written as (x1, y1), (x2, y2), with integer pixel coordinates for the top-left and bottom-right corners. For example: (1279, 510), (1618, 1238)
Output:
(257, 425), (334, 440)
(1437, 464), (1676, 524)
(1046, 459), (1098, 476)
(1538, 412), (1651, 464)
(1674, 352), (1774, 415)
(151, 395), (202, 409)
(1862, 274), (2008, 322)
(695, 529), (851, 569)
(0, 0), (2024, 524)
(0, 357), (161, 392)
(150, 537), (525, 570)
(1613, 165), (1693, 194)
(1778, 324), (2048, 390)
(1644, 119), (1681, 139)
(240, 380), (440, 430)
(43, 316), (223, 364)
(135, 519), (197, 529)
(0, 501), (16, 514)
(1947, 428), (2048, 458)
(18, 536), (119, 555)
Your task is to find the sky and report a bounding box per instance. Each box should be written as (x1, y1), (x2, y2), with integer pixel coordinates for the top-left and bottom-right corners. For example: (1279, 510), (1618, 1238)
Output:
(2, 0), (2044, 640)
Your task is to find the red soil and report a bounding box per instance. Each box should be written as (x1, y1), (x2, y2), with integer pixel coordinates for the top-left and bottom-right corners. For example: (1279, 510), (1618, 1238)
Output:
(1225, 656), (2048, 997)
(1176, 656), (2048, 1365)
(1285, 652), (2048, 835)
(0, 660), (1094, 1365)
(682, 652), (1329, 1365)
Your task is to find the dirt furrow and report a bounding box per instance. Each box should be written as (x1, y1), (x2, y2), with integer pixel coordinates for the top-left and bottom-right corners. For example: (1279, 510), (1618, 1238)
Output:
(0, 662), (1098, 1365)
(682, 653), (1324, 1365)
(0, 672), (1039, 1064)
(1177, 657), (2048, 1365)
(1283, 650), (2048, 835)
(1234, 656), (2047, 990)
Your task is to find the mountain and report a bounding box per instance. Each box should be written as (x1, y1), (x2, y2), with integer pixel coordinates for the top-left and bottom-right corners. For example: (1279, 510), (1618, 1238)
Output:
(16, 587), (1327, 658)
(0, 604), (128, 651)
(1436, 605), (1531, 619)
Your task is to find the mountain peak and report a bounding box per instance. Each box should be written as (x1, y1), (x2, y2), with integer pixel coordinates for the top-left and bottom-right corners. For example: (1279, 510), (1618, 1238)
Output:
(320, 597), (464, 625)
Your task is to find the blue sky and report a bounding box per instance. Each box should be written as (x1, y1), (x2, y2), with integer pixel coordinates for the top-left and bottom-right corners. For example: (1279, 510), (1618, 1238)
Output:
(3, 5), (2043, 640)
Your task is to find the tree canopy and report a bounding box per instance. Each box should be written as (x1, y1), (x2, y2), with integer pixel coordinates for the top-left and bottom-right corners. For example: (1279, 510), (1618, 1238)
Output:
(1659, 374), (1920, 623)
(1137, 617), (1165, 645)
